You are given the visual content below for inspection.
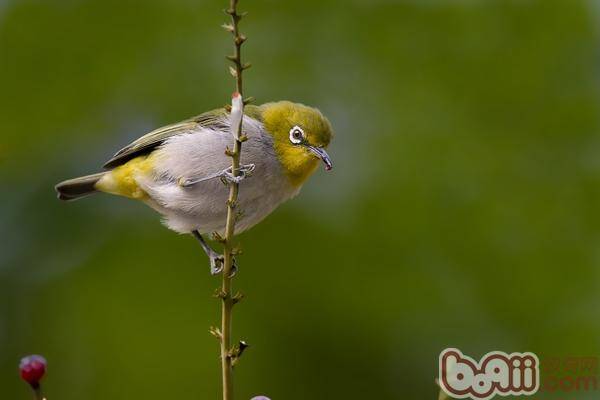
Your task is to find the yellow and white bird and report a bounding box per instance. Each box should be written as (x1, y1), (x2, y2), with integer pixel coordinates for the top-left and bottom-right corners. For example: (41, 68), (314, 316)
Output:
(55, 101), (333, 274)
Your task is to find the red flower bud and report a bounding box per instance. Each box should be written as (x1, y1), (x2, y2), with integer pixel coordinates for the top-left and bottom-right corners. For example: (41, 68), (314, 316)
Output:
(19, 355), (46, 388)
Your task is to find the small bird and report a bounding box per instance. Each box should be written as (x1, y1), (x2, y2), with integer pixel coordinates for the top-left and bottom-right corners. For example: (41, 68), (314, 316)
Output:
(55, 101), (333, 274)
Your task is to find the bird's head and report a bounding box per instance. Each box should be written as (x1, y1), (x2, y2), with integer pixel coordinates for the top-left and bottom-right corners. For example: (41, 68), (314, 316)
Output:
(261, 101), (333, 187)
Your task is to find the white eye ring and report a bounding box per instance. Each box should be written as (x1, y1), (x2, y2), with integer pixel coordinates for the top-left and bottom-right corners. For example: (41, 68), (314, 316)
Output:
(289, 125), (305, 144)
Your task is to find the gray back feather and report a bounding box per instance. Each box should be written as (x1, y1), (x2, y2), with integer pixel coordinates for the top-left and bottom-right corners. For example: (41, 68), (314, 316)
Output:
(103, 109), (229, 169)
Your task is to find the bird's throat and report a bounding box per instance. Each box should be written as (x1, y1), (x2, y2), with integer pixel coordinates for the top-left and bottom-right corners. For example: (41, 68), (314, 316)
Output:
(274, 142), (320, 187)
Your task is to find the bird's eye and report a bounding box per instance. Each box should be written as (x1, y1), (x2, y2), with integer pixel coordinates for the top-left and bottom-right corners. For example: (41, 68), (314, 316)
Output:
(289, 126), (305, 144)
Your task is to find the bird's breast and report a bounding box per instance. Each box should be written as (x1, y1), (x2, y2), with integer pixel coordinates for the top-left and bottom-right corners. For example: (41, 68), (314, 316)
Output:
(137, 125), (299, 234)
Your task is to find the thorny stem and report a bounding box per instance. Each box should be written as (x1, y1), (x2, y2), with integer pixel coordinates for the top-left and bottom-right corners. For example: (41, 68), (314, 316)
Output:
(219, 1), (248, 400)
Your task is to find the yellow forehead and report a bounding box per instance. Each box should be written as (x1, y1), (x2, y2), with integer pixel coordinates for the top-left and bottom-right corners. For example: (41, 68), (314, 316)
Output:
(261, 101), (333, 147)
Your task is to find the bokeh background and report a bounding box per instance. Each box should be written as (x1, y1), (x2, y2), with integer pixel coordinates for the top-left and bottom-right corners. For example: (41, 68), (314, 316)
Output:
(1, 0), (600, 399)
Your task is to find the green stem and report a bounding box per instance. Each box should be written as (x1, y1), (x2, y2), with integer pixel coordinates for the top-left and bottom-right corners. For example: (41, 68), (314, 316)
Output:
(220, 1), (247, 400)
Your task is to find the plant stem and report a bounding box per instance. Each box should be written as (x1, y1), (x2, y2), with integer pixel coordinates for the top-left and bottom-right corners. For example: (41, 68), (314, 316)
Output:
(220, 1), (247, 400)
(32, 385), (44, 400)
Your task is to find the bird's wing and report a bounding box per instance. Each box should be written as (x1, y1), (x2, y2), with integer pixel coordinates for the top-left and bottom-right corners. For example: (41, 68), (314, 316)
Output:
(103, 108), (229, 169)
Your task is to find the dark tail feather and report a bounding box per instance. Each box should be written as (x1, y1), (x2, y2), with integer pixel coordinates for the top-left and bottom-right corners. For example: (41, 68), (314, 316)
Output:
(55, 172), (105, 201)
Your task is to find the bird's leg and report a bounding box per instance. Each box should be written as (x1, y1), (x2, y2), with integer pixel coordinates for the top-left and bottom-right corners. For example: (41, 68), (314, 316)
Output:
(178, 163), (255, 188)
(192, 230), (223, 275)
(192, 230), (237, 276)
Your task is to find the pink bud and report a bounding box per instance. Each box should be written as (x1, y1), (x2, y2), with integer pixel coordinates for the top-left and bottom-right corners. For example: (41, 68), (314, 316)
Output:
(19, 355), (46, 388)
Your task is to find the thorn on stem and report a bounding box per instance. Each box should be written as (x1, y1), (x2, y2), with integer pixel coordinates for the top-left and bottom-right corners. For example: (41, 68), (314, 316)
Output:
(239, 340), (249, 352)
(213, 288), (228, 299)
(232, 291), (245, 304)
(209, 326), (223, 339)
(212, 232), (225, 243)
(221, 23), (234, 32)
(230, 340), (249, 366)
(234, 209), (244, 222)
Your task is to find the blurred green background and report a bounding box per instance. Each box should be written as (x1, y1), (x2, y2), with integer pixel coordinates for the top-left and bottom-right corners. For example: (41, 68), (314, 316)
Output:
(2, 0), (600, 399)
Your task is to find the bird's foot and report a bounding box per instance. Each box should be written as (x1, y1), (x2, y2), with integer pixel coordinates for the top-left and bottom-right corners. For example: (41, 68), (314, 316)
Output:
(192, 231), (238, 276)
(207, 250), (238, 277)
(207, 249), (224, 275)
(220, 163), (255, 185)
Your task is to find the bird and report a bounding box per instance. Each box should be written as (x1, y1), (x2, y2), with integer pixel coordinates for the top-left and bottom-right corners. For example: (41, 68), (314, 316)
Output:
(55, 100), (333, 274)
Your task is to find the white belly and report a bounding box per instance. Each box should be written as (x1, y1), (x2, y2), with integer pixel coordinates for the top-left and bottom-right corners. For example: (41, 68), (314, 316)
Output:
(136, 125), (299, 234)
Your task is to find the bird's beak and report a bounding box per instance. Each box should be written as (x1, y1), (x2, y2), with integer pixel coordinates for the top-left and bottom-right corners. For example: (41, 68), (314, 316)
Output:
(307, 145), (333, 171)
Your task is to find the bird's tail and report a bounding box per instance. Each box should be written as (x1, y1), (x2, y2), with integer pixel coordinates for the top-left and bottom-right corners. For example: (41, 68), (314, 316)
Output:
(55, 172), (105, 201)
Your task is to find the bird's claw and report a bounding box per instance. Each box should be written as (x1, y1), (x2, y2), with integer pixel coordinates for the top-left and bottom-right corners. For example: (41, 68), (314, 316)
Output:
(193, 231), (238, 277)
(220, 164), (255, 185)
(208, 252), (224, 275)
(208, 251), (237, 277)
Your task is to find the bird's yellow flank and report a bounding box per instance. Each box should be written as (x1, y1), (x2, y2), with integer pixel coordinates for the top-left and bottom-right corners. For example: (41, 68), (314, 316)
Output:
(95, 155), (156, 199)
